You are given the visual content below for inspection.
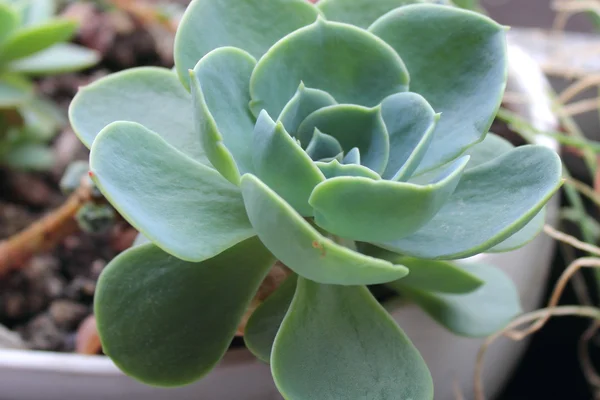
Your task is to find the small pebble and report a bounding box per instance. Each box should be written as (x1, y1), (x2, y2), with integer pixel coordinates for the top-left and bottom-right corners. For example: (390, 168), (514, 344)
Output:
(49, 300), (90, 331)
(23, 314), (63, 351)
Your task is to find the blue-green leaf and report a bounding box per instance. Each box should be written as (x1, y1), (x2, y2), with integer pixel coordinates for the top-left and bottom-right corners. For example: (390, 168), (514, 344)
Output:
(277, 83), (337, 134)
(305, 128), (343, 161)
(252, 111), (325, 216)
(244, 274), (298, 363)
(391, 261), (521, 337)
(8, 43), (99, 75)
(240, 174), (408, 285)
(310, 156), (469, 242)
(69, 67), (208, 164)
(250, 17), (408, 118)
(487, 208), (546, 253)
(272, 278), (433, 399)
(297, 104), (389, 174)
(318, 0), (424, 28)
(191, 47), (257, 178)
(95, 237), (274, 386)
(174, 0), (319, 87)
(90, 121), (254, 262)
(381, 92), (439, 181)
(378, 146), (562, 259)
(316, 159), (381, 180)
(370, 4), (507, 173)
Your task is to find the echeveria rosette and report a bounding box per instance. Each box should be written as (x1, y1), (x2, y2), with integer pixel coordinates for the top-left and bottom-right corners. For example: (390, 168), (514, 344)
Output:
(0, 0), (99, 170)
(68, 0), (563, 398)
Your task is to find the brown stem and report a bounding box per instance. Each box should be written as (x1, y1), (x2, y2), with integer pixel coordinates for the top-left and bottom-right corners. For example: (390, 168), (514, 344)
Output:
(0, 179), (93, 277)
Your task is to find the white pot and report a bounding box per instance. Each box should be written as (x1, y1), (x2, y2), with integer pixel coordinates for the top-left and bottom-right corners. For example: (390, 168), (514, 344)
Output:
(0, 43), (559, 400)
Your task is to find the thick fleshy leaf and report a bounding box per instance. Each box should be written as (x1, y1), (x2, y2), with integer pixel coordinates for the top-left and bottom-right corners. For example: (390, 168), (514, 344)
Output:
(240, 174), (408, 285)
(316, 160), (381, 180)
(2, 141), (54, 171)
(244, 274), (298, 363)
(381, 92), (439, 181)
(487, 208), (545, 252)
(305, 129), (343, 161)
(95, 237), (275, 386)
(343, 147), (360, 164)
(318, 0), (423, 28)
(0, 74), (33, 108)
(189, 70), (239, 185)
(277, 83), (337, 134)
(408, 132), (513, 185)
(370, 4), (507, 173)
(250, 17), (408, 118)
(0, 4), (19, 45)
(90, 121), (254, 262)
(192, 47), (257, 177)
(0, 19), (77, 62)
(297, 104), (389, 173)
(252, 111), (325, 216)
(18, 95), (65, 140)
(69, 67), (207, 163)
(174, 0), (319, 87)
(378, 146), (562, 259)
(385, 258), (483, 294)
(310, 156), (469, 242)
(8, 43), (99, 75)
(272, 278), (433, 399)
(391, 261), (521, 337)
(18, 0), (56, 26)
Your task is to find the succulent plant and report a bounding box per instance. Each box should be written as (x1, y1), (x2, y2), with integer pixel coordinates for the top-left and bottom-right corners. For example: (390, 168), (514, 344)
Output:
(69, 0), (562, 398)
(0, 0), (98, 170)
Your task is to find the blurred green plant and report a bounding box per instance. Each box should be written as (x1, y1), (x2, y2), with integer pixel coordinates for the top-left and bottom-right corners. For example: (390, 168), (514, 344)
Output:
(0, 0), (99, 171)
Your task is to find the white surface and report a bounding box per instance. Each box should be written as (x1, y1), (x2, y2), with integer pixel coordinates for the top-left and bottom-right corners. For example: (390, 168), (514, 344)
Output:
(0, 43), (559, 400)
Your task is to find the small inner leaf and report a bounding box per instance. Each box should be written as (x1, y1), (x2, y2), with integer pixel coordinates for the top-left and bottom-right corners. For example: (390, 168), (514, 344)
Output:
(342, 147), (360, 165)
(240, 174), (408, 285)
(250, 17), (408, 118)
(380, 92), (439, 181)
(309, 156), (470, 243)
(297, 104), (390, 174)
(316, 159), (381, 180)
(305, 128), (343, 161)
(277, 82), (337, 135)
(252, 111), (325, 216)
(271, 278), (433, 399)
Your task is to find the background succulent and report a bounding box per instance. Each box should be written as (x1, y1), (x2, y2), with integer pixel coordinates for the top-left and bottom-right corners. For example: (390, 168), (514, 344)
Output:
(0, 0), (98, 170)
(69, 0), (563, 398)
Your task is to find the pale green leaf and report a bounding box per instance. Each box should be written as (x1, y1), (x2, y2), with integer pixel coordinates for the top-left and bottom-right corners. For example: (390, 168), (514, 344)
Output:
(250, 17), (408, 118)
(310, 156), (469, 242)
(392, 261), (522, 337)
(0, 3), (19, 45)
(305, 128), (343, 161)
(0, 73), (33, 108)
(297, 104), (389, 174)
(318, 0), (424, 28)
(0, 19), (77, 62)
(9, 43), (99, 75)
(240, 174), (408, 285)
(174, 0), (319, 87)
(370, 4), (507, 173)
(90, 121), (254, 262)
(316, 159), (381, 180)
(277, 83), (337, 134)
(272, 278), (433, 399)
(252, 111), (325, 216)
(69, 67), (208, 164)
(378, 146), (562, 259)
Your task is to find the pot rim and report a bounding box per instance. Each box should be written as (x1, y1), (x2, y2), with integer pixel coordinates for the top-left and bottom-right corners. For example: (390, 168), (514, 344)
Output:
(0, 41), (560, 378)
